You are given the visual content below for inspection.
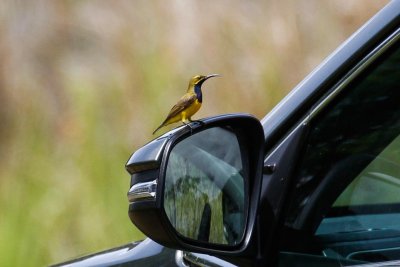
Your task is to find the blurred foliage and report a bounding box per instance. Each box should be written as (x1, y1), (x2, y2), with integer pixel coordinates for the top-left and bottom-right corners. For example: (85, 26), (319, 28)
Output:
(0, 0), (387, 266)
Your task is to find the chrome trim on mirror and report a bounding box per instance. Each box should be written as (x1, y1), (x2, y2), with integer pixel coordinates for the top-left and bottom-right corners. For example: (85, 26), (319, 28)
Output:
(182, 251), (237, 267)
(175, 250), (189, 267)
(127, 179), (157, 203)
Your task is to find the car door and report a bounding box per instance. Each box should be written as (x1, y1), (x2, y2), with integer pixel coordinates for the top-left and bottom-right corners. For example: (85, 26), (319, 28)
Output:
(278, 28), (400, 266)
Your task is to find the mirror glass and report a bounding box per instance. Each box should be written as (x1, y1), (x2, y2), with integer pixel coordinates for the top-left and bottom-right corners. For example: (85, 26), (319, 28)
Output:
(164, 127), (247, 245)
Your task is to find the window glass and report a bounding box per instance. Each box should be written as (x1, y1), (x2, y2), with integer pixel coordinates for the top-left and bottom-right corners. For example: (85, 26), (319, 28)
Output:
(317, 134), (400, 235)
(286, 41), (400, 228)
(282, 40), (400, 265)
(333, 134), (400, 207)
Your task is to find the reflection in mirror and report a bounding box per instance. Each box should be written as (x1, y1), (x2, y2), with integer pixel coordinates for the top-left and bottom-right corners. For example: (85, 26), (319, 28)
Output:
(164, 127), (247, 245)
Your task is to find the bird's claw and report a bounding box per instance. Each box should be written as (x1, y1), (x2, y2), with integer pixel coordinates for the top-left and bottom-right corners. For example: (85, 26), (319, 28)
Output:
(183, 120), (204, 135)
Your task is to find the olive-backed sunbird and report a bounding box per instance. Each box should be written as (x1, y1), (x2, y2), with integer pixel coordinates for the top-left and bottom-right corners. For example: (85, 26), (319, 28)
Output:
(153, 74), (220, 135)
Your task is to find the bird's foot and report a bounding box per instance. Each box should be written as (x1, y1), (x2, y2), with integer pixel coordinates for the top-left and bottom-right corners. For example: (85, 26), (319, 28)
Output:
(182, 120), (204, 135)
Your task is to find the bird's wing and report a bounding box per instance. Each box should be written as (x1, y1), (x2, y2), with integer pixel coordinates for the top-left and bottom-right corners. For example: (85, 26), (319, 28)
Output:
(153, 93), (197, 134)
(164, 93), (197, 121)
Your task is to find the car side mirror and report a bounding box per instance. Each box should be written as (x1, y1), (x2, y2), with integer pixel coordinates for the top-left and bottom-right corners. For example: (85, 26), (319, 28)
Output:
(125, 114), (264, 254)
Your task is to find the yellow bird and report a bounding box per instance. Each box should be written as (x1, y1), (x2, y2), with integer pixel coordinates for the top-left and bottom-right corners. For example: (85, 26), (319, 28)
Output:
(153, 74), (220, 135)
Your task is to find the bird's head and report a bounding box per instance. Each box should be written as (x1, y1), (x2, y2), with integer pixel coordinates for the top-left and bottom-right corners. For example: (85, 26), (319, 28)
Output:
(188, 74), (220, 92)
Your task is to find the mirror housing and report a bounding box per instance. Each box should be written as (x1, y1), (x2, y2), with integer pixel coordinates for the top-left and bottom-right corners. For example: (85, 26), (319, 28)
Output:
(125, 114), (264, 258)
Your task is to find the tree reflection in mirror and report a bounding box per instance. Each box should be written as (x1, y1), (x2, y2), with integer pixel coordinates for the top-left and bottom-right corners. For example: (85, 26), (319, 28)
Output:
(164, 127), (247, 245)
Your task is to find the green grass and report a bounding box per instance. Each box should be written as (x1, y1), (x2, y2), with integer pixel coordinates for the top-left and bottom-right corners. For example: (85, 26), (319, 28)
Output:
(0, 1), (387, 266)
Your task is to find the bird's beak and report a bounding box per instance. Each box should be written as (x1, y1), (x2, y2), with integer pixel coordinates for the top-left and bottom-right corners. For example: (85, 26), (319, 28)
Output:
(205, 74), (220, 80)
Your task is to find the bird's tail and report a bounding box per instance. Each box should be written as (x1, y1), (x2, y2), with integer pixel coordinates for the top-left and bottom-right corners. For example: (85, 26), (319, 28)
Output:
(152, 124), (164, 135)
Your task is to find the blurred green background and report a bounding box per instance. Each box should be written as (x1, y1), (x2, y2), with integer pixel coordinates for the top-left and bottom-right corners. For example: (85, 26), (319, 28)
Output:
(0, 0), (388, 266)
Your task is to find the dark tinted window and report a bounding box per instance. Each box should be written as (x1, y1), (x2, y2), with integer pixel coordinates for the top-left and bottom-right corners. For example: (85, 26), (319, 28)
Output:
(286, 41), (400, 229)
(281, 40), (400, 265)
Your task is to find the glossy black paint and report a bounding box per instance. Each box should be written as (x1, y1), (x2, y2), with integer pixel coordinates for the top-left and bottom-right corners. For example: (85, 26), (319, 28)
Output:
(50, 239), (178, 267)
(260, 123), (310, 266)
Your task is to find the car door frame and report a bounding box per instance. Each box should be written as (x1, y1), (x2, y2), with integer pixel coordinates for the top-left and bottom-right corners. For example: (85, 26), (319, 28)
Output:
(259, 1), (400, 266)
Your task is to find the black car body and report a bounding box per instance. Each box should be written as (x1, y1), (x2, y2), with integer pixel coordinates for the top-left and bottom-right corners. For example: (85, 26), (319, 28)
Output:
(54, 1), (400, 266)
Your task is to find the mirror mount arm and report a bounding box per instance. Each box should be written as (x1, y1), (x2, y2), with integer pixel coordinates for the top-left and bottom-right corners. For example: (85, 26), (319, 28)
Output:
(258, 123), (310, 265)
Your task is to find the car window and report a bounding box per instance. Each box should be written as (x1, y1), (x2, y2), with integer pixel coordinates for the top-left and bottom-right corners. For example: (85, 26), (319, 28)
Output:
(316, 135), (400, 234)
(280, 37), (400, 267)
(332, 136), (400, 208)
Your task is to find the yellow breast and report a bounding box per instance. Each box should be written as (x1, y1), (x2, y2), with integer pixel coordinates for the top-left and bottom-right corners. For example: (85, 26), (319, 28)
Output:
(181, 99), (201, 122)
